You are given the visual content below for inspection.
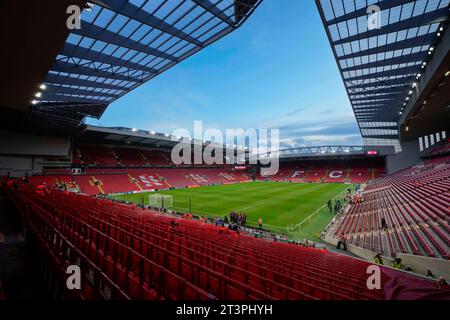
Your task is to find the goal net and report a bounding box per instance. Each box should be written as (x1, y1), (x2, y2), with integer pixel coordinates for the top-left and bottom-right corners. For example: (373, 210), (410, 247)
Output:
(149, 194), (173, 208)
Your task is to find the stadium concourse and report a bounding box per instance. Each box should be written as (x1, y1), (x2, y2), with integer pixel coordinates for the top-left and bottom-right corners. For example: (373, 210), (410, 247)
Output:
(1, 0), (450, 303)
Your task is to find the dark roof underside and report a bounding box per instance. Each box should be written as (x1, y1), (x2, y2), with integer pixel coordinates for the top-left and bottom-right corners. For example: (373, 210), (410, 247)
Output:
(35, 0), (262, 121)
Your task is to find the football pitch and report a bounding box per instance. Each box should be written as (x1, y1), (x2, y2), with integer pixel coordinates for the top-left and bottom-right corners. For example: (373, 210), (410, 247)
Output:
(112, 182), (350, 241)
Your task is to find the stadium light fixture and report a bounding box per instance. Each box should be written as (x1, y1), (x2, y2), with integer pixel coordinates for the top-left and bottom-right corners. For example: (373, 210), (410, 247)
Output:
(131, 128), (138, 132)
(39, 84), (47, 90)
(150, 131), (155, 135)
(31, 100), (38, 105)
(164, 133), (170, 137)
(35, 92), (42, 98)
(445, 71), (450, 77)
(406, 97), (410, 101)
(408, 91), (413, 95)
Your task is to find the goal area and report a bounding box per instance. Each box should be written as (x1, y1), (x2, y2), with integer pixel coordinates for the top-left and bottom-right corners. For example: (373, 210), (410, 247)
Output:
(149, 194), (173, 208)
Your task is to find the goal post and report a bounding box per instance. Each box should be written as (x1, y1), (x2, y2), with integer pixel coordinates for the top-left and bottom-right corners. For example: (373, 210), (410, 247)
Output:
(149, 194), (173, 209)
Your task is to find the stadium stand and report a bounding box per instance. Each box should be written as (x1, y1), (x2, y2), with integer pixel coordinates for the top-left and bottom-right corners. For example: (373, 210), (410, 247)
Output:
(140, 149), (172, 166)
(4, 185), (449, 300)
(114, 148), (146, 167)
(26, 159), (379, 195)
(334, 156), (450, 260)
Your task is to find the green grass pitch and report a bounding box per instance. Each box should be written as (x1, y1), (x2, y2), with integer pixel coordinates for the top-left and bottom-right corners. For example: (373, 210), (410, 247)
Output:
(112, 182), (351, 241)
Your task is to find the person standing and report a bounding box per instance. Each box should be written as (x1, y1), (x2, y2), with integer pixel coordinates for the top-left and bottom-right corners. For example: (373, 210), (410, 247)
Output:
(258, 217), (263, 229)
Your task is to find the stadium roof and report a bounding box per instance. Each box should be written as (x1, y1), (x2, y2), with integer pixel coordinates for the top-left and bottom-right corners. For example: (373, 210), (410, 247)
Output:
(76, 125), (249, 153)
(316, 0), (450, 142)
(38, 0), (262, 120)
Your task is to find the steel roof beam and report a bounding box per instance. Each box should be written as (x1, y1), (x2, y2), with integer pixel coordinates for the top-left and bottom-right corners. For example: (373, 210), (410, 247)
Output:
(44, 73), (129, 91)
(342, 51), (428, 72)
(46, 85), (118, 98)
(344, 66), (419, 81)
(338, 33), (436, 60)
(347, 77), (414, 89)
(39, 93), (108, 104)
(350, 95), (402, 102)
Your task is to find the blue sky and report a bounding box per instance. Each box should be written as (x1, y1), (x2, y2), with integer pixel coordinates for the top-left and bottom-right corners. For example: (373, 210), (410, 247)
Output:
(88, 0), (363, 148)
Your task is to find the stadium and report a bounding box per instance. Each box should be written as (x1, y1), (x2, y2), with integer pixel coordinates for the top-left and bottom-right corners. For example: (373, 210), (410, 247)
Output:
(0, 0), (449, 305)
